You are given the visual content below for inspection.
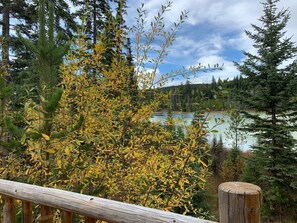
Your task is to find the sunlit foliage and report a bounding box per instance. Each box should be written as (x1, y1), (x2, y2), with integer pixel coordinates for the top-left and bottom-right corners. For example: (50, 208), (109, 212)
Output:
(0, 1), (212, 219)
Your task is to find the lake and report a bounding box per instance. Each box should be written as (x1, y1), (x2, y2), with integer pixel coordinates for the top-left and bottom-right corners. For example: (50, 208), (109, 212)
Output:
(151, 112), (257, 151)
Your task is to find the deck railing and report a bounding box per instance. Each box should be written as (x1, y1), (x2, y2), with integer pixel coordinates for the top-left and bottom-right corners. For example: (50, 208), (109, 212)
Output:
(0, 179), (261, 223)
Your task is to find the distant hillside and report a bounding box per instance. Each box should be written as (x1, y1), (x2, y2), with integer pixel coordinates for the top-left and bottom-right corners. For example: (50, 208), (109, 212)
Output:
(158, 76), (250, 112)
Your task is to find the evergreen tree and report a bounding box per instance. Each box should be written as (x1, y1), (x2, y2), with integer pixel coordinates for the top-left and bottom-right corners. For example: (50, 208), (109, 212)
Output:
(0, 0), (34, 70)
(74, 0), (111, 45)
(112, 0), (138, 101)
(19, 0), (70, 160)
(209, 135), (225, 176)
(126, 37), (138, 101)
(74, 0), (134, 78)
(236, 0), (297, 220)
(1, 0), (10, 70)
(220, 148), (244, 182)
(50, 0), (78, 37)
(164, 107), (185, 140)
(0, 48), (10, 169)
(220, 109), (246, 182)
(225, 109), (246, 150)
(0, 1), (27, 174)
(0, 64), (24, 175)
(184, 80), (191, 111)
(1, 0), (77, 108)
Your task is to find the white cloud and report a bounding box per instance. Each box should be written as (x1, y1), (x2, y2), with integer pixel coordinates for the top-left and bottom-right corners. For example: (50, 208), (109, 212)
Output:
(168, 34), (226, 64)
(127, 0), (297, 84)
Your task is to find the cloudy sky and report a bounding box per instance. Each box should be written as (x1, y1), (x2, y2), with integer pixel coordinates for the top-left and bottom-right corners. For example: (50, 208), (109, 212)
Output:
(126, 0), (297, 85)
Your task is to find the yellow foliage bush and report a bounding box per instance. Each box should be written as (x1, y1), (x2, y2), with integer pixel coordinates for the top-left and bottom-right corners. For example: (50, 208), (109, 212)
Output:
(0, 2), (211, 218)
(0, 37), (210, 215)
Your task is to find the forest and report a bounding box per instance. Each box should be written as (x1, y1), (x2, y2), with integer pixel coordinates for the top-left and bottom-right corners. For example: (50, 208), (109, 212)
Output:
(1, 0), (297, 222)
(159, 76), (249, 112)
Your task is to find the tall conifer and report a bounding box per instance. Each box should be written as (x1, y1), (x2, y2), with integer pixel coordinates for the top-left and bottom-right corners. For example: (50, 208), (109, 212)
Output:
(236, 0), (297, 220)
(19, 0), (70, 160)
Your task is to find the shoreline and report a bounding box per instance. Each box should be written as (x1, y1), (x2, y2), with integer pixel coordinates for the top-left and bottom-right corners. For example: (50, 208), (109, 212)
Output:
(155, 109), (258, 115)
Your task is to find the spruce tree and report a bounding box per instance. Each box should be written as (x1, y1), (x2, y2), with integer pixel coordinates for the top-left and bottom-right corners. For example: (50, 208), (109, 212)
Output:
(225, 109), (246, 151)
(220, 109), (246, 182)
(0, 1), (27, 173)
(236, 0), (297, 220)
(209, 135), (225, 176)
(74, 0), (111, 45)
(1, 0), (34, 70)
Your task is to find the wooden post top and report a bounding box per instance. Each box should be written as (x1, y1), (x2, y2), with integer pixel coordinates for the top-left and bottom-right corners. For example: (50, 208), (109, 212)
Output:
(218, 182), (262, 223)
(219, 182), (261, 195)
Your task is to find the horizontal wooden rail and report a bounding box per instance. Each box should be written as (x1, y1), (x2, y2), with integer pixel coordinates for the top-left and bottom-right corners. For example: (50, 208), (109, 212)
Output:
(0, 179), (216, 223)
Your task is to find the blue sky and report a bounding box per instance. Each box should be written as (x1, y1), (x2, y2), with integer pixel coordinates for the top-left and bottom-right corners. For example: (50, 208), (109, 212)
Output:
(126, 0), (297, 85)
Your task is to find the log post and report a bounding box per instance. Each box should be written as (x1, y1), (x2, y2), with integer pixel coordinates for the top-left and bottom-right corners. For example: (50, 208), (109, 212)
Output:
(218, 182), (261, 223)
(40, 205), (53, 223)
(22, 200), (33, 223)
(3, 196), (16, 223)
(84, 216), (97, 223)
(62, 211), (72, 223)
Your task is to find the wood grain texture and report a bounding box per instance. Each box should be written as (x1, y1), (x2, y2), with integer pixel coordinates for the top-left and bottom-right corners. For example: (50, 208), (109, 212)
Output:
(22, 200), (33, 223)
(0, 179), (216, 223)
(3, 196), (15, 223)
(218, 182), (262, 223)
(40, 205), (53, 223)
(62, 211), (73, 223)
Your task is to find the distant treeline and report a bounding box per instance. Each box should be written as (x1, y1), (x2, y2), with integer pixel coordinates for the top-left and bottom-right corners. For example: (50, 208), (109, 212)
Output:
(159, 75), (250, 112)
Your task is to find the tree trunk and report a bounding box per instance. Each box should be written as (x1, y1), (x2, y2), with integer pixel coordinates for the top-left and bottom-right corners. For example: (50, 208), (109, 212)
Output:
(93, 0), (97, 45)
(2, 0), (10, 69)
(1, 0), (10, 170)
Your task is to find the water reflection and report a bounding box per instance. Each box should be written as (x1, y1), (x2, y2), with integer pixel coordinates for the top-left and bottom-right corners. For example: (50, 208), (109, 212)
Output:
(151, 112), (256, 151)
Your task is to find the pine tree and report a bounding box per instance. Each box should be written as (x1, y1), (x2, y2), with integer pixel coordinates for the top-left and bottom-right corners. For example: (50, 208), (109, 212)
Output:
(19, 0), (70, 160)
(235, 0), (297, 220)
(1, 0), (77, 108)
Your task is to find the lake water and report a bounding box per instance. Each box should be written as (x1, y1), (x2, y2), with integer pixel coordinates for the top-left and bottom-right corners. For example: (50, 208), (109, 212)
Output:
(151, 112), (256, 151)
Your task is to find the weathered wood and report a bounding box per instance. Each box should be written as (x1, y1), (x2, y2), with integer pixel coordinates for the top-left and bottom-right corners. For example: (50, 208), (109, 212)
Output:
(62, 211), (72, 223)
(22, 200), (33, 223)
(3, 196), (16, 223)
(218, 182), (262, 223)
(0, 179), (215, 223)
(40, 205), (53, 223)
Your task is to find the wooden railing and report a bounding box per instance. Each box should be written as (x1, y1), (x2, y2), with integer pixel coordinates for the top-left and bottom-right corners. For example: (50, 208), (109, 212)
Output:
(0, 179), (261, 223)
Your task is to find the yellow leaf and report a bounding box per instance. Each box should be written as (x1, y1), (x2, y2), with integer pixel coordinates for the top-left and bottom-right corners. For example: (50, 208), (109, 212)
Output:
(41, 133), (50, 141)
(57, 159), (62, 168)
(189, 156), (195, 162)
(198, 158), (207, 168)
(65, 147), (71, 156)
(45, 149), (55, 154)
(178, 180), (184, 190)
(20, 134), (26, 144)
